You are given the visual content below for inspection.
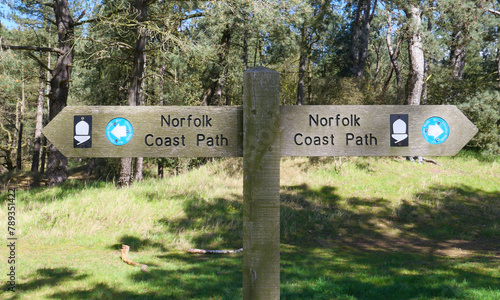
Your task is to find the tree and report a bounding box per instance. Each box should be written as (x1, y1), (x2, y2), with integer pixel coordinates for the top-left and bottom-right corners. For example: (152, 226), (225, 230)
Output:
(83, 0), (204, 182)
(403, 2), (425, 105)
(385, 9), (403, 101)
(492, 7), (500, 89)
(44, 0), (75, 184)
(118, 0), (148, 187)
(295, 0), (331, 105)
(3, 0), (87, 184)
(31, 52), (46, 172)
(1, 25), (43, 172)
(197, 0), (246, 106)
(351, 0), (377, 78)
(200, 23), (233, 106)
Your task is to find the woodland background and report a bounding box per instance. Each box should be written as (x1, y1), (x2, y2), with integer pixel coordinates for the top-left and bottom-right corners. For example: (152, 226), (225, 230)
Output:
(1, 0), (499, 186)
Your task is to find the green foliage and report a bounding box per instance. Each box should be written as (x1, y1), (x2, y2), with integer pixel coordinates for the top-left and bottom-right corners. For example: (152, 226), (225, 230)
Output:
(458, 90), (500, 159)
(312, 77), (364, 105)
(2, 0), (500, 172)
(0, 25), (45, 170)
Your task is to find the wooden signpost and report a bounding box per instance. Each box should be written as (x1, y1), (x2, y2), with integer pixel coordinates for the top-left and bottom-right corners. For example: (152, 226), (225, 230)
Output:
(43, 67), (478, 300)
(43, 106), (243, 158)
(280, 105), (477, 157)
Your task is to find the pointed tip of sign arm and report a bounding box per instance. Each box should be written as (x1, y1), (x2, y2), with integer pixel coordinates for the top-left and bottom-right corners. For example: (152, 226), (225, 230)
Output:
(42, 106), (79, 157)
(41, 115), (60, 146)
(455, 104), (479, 135)
(450, 105), (479, 155)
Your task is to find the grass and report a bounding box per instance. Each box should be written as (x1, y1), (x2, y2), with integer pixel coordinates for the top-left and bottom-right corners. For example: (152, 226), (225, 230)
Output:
(0, 152), (499, 299)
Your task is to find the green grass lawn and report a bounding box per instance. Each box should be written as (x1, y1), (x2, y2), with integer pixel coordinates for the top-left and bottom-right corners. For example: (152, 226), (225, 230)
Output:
(1, 153), (499, 299)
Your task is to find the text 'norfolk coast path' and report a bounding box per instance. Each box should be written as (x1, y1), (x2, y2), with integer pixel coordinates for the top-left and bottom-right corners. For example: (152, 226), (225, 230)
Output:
(43, 105), (477, 158)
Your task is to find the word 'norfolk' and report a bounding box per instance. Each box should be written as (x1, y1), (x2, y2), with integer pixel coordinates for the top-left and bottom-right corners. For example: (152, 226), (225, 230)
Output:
(309, 114), (361, 127)
(161, 115), (212, 128)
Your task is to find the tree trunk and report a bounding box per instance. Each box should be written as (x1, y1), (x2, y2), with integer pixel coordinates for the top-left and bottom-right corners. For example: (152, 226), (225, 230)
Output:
(119, 0), (148, 187)
(4, 150), (15, 171)
(118, 158), (133, 187)
(157, 160), (164, 179)
(296, 54), (306, 105)
(422, 17), (433, 105)
(31, 57), (45, 172)
(422, 55), (430, 105)
(86, 158), (95, 176)
(40, 44), (52, 174)
(351, 0), (362, 75)
(497, 47), (500, 89)
(243, 27), (249, 71)
(47, 0), (74, 185)
(386, 13), (403, 101)
(40, 92), (50, 174)
(404, 4), (424, 106)
(201, 25), (232, 106)
(373, 40), (383, 84)
(307, 55), (313, 104)
(133, 157), (143, 182)
(297, 25), (306, 106)
(253, 34), (260, 68)
(16, 79), (25, 171)
(450, 30), (466, 80)
(358, 0), (375, 78)
(157, 64), (165, 178)
(352, 0), (376, 78)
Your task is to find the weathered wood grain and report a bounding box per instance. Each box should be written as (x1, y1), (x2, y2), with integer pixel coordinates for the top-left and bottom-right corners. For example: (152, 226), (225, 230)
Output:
(242, 67), (281, 300)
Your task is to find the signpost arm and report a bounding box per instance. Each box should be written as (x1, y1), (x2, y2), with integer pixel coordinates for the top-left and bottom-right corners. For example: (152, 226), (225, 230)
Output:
(243, 67), (281, 299)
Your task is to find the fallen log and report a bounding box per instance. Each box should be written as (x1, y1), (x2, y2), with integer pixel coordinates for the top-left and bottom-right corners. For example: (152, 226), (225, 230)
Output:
(187, 248), (243, 254)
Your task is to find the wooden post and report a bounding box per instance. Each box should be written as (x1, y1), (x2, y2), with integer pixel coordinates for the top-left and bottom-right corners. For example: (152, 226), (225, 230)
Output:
(243, 67), (280, 299)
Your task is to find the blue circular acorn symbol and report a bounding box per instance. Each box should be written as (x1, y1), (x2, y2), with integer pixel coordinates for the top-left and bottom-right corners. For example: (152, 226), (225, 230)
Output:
(106, 118), (133, 146)
(422, 117), (450, 145)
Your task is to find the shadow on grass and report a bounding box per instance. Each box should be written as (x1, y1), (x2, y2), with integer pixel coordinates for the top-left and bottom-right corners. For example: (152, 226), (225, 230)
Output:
(109, 234), (169, 252)
(46, 253), (242, 299)
(278, 183), (500, 299)
(281, 183), (499, 253)
(158, 195), (243, 250)
(0, 267), (88, 296)
(0, 179), (109, 205)
(136, 253), (242, 299)
(409, 185), (500, 240)
(49, 282), (173, 299)
(280, 245), (499, 299)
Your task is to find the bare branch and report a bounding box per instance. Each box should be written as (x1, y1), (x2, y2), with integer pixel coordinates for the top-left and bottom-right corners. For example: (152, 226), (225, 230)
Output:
(74, 9), (128, 26)
(75, 10), (86, 23)
(26, 53), (51, 72)
(182, 12), (204, 21)
(488, 9), (500, 16)
(0, 123), (13, 150)
(1, 44), (65, 55)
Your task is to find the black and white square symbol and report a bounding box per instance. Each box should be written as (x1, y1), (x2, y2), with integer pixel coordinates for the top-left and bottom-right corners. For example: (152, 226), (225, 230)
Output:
(390, 114), (408, 147)
(74, 116), (92, 148)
